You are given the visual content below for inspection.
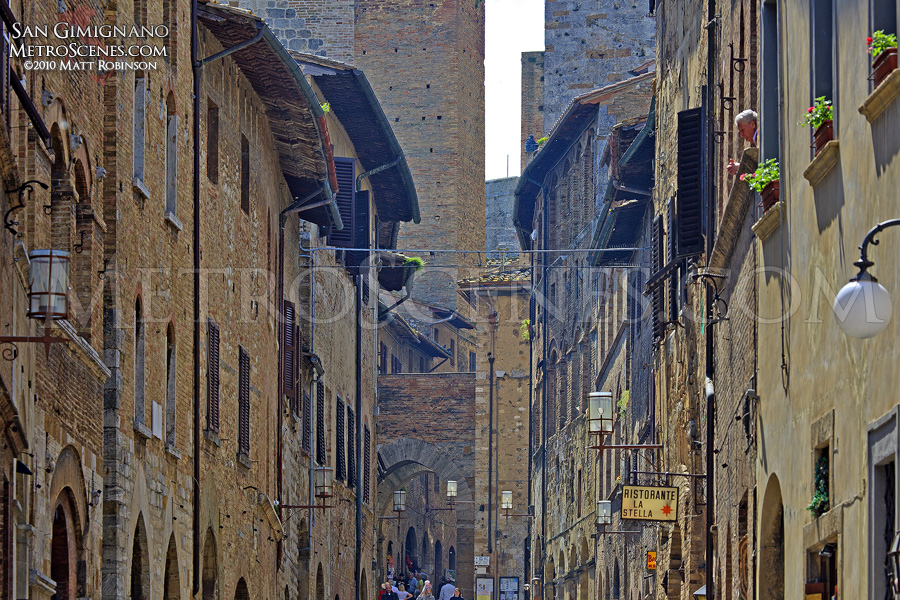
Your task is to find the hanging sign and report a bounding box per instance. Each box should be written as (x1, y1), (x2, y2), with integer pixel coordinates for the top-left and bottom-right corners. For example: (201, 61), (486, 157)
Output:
(621, 485), (679, 521)
(647, 551), (657, 570)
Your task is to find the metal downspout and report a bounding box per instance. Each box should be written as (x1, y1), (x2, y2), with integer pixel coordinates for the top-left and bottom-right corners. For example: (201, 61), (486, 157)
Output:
(355, 274), (363, 600)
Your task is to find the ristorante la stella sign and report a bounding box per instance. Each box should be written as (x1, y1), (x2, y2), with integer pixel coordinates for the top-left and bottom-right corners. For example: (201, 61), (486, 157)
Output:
(621, 485), (679, 521)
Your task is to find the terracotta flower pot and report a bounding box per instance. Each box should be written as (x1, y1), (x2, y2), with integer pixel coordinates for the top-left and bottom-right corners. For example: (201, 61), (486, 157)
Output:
(759, 180), (780, 212)
(812, 120), (833, 155)
(872, 47), (898, 87)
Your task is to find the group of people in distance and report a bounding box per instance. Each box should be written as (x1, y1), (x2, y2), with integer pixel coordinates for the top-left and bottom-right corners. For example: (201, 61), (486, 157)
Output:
(379, 577), (464, 600)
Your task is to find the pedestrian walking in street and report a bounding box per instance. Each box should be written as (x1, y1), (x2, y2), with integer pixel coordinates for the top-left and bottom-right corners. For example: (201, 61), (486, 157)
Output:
(452, 588), (464, 600)
(416, 581), (435, 600)
(438, 580), (455, 600)
(397, 583), (412, 600)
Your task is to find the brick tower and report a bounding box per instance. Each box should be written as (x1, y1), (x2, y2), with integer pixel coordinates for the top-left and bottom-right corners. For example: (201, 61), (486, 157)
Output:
(354, 0), (486, 310)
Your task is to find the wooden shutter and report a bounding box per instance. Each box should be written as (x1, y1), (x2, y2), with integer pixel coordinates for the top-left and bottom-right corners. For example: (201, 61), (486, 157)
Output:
(559, 360), (568, 428)
(207, 320), (220, 433)
(284, 301), (298, 414)
(327, 158), (356, 248)
(347, 407), (355, 487)
(667, 198), (679, 323)
(676, 107), (705, 257)
(302, 392), (311, 453)
(316, 382), (325, 464)
(652, 216), (665, 340)
(238, 347), (250, 457)
(336, 398), (346, 480)
(363, 425), (371, 504)
(347, 190), (370, 270)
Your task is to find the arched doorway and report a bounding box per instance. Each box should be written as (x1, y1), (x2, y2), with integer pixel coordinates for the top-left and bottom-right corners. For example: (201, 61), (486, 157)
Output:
(163, 534), (180, 600)
(299, 519), (310, 600)
(202, 530), (218, 600)
(361, 569), (369, 600)
(130, 517), (149, 600)
(759, 475), (784, 600)
(316, 563), (325, 600)
(406, 527), (417, 572)
(235, 577), (250, 600)
(434, 540), (442, 581)
(612, 559), (620, 599)
(421, 531), (430, 575)
(51, 504), (72, 600)
(448, 546), (456, 572)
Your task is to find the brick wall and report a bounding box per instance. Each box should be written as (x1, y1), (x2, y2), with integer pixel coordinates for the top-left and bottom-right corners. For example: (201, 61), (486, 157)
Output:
(485, 177), (520, 258)
(520, 51), (545, 172)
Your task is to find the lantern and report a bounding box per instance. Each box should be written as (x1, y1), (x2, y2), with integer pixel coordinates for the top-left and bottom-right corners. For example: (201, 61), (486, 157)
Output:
(589, 391), (614, 436)
(447, 480), (458, 499)
(596, 500), (612, 526)
(393, 489), (407, 512)
(314, 466), (334, 498)
(27, 250), (70, 320)
(501, 490), (513, 510)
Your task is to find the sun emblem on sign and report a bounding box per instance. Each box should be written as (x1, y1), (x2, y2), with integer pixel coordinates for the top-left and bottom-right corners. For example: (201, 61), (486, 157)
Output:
(661, 504), (673, 516)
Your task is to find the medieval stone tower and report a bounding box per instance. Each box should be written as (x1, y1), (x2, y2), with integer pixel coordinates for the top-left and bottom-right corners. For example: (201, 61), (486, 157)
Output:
(233, 0), (487, 310)
(354, 1), (486, 310)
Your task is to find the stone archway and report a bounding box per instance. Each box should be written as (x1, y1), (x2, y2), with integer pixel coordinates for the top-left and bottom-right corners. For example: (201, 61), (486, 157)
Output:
(759, 475), (784, 600)
(376, 438), (475, 593)
(163, 534), (180, 600)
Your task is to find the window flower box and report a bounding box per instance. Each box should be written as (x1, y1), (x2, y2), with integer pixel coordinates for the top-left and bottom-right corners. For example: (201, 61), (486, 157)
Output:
(377, 252), (423, 292)
(759, 180), (780, 212)
(868, 31), (898, 87)
(812, 120), (834, 155)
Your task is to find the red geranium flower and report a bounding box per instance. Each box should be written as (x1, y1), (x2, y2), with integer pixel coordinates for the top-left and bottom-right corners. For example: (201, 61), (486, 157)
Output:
(868, 37), (874, 44)
(739, 174), (746, 181)
(808, 107), (814, 113)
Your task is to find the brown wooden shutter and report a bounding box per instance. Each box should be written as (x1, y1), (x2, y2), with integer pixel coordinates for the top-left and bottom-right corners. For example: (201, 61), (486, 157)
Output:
(327, 158), (356, 248)
(316, 381), (325, 464)
(207, 320), (220, 433)
(652, 216), (665, 340)
(283, 301), (298, 413)
(238, 347), (250, 457)
(667, 198), (679, 323)
(347, 190), (370, 270)
(336, 398), (346, 480)
(347, 406), (355, 487)
(363, 425), (371, 504)
(676, 106), (705, 257)
(302, 392), (311, 453)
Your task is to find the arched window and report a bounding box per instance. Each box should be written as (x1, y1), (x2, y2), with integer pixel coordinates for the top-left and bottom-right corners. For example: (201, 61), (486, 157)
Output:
(448, 546), (456, 572)
(234, 578), (250, 600)
(131, 517), (149, 600)
(133, 72), (146, 185)
(134, 298), (146, 427)
(434, 540), (442, 581)
(165, 323), (176, 446)
(202, 530), (217, 600)
(163, 535), (179, 600)
(164, 92), (178, 218)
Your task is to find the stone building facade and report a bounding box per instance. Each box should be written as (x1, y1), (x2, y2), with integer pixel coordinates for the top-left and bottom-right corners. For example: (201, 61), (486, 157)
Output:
(514, 71), (655, 600)
(486, 178), (520, 260)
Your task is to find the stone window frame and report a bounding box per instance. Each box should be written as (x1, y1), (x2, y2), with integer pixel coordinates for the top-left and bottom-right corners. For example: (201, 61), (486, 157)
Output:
(868, 405), (899, 599)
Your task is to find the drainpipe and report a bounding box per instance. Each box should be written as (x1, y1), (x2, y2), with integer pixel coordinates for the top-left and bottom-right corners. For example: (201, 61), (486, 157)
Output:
(355, 272), (363, 600)
(525, 244), (534, 600)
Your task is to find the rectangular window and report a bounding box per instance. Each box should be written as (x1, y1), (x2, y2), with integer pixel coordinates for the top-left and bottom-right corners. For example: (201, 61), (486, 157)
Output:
(577, 468), (583, 517)
(207, 319), (220, 433)
(363, 425), (371, 504)
(283, 301), (298, 414)
(336, 398), (346, 481)
(240, 135), (250, 214)
(165, 103), (177, 216)
(469, 352), (476, 372)
(165, 330), (176, 446)
(761, 0), (781, 163)
(133, 75), (145, 182)
(391, 354), (402, 374)
(316, 381), (326, 465)
(872, 0), (898, 39)
(449, 339), (455, 366)
(347, 406), (355, 487)
(379, 342), (388, 374)
(811, 0), (834, 104)
(238, 347), (250, 458)
(207, 99), (219, 184)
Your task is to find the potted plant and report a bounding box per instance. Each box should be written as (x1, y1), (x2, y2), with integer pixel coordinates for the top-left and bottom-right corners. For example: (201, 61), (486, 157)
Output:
(377, 252), (425, 291)
(741, 158), (780, 212)
(799, 96), (833, 155)
(868, 30), (898, 87)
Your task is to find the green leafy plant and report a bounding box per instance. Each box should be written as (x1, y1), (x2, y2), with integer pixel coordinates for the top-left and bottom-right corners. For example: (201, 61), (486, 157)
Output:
(536, 136), (549, 147)
(799, 96), (833, 129)
(807, 453), (830, 518)
(868, 30), (898, 58)
(740, 158), (780, 193)
(321, 102), (331, 114)
(617, 390), (630, 421)
(402, 256), (426, 271)
(520, 319), (531, 340)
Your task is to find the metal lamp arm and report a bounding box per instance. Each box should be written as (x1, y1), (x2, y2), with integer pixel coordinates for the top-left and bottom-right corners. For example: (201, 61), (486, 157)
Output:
(857, 218), (900, 270)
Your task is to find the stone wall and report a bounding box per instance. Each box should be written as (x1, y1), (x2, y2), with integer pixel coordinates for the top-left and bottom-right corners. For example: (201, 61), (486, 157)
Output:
(485, 177), (520, 259)
(521, 51), (546, 171)
(542, 0), (655, 131)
